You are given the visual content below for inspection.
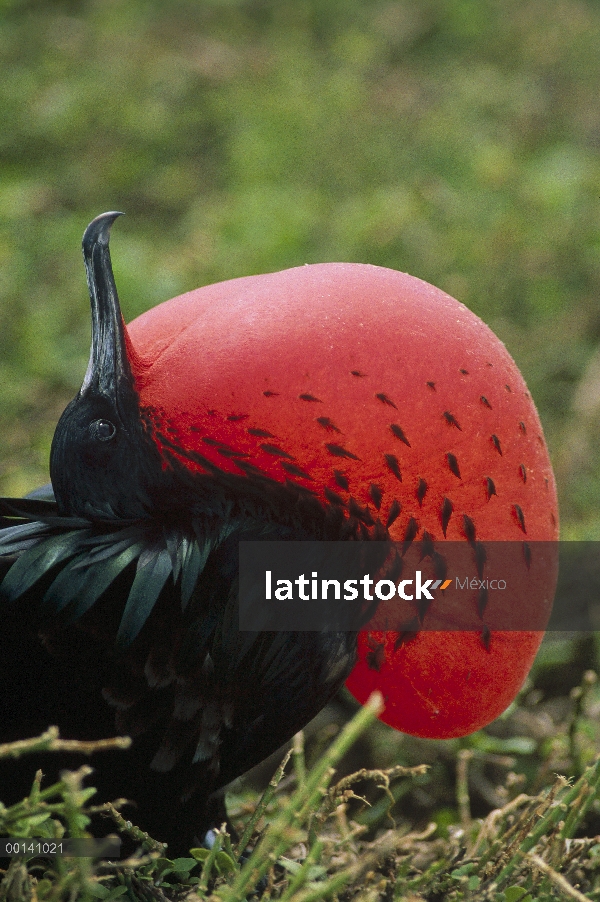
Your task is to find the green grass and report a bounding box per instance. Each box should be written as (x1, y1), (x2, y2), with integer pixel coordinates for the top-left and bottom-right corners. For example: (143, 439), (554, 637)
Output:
(4, 668), (600, 901)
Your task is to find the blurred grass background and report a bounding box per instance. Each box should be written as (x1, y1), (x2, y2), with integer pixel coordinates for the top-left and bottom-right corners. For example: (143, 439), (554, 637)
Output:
(0, 0), (599, 542)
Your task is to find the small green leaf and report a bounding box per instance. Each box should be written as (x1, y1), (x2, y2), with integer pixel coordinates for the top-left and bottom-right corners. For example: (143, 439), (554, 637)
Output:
(87, 884), (110, 899)
(451, 862), (476, 877)
(104, 886), (129, 900)
(189, 847), (236, 875)
(215, 851), (237, 875)
(171, 857), (198, 872)
(154, 858), (175, 874)
(504, 888), (532, 902)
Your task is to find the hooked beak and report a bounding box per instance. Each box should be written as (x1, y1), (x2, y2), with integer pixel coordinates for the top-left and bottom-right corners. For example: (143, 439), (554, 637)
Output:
(80, 211), (132, 408)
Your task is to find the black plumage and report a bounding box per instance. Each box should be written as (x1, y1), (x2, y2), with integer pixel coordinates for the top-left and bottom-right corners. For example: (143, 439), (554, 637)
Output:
(0, 214), (360, 853)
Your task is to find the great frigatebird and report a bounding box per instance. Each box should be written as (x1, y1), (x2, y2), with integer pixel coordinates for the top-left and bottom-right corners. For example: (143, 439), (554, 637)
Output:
(0, 212), (559, 852)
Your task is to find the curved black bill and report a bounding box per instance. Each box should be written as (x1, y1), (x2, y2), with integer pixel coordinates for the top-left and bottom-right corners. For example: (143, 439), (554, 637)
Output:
(80, 212), (131, 404)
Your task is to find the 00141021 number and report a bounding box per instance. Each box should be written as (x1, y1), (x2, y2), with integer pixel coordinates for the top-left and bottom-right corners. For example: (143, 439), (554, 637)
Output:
(0, 838), (121, 858)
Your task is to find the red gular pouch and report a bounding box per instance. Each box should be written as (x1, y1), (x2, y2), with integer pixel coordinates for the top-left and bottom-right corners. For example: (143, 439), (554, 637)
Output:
(124, 235), (558, 740)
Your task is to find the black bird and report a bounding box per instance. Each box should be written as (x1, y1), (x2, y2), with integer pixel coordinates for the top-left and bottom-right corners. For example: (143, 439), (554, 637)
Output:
(0, 213), (379, 852)
(0, 211), (560, 853)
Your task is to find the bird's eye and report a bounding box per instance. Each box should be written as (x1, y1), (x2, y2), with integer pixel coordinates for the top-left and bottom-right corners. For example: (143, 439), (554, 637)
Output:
(90, 418), (117, 442)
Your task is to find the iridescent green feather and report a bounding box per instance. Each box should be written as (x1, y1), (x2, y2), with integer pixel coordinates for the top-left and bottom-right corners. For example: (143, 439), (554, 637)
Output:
(0, 492), (221, 650)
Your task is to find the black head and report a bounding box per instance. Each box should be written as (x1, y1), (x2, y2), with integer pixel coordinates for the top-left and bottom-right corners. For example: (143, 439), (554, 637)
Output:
(50, 213), (163, 520)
